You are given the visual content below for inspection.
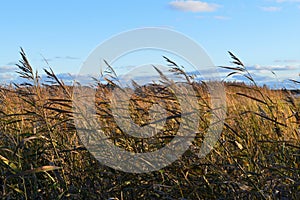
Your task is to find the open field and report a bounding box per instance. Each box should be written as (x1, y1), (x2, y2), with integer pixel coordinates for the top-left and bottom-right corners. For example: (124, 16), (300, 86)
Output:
(0, 51), (299, 199)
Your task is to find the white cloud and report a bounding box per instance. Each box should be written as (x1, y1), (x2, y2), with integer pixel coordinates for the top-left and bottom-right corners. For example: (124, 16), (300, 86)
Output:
(260, 6), (282, 11)
(169, 0), (220, 12)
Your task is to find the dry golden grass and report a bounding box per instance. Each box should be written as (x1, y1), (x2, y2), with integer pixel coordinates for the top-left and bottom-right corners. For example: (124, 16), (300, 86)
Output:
(0, 49), (299, 199)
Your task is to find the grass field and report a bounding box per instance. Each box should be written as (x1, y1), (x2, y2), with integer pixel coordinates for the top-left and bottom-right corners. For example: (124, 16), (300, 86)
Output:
(0, 50), (299, 199)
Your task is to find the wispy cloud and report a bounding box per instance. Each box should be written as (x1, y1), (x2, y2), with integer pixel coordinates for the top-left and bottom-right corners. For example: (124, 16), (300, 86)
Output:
(195, 15), (231, 20)
(195, 15), (206, 19)
(42, 56), (80, 62)
(274, 59), (300, 63)
(0, 67), (17, 84)
(260, 6), (282, 11)
(0, 66), (18, 73)
(0, 73), (15, 80)
(248, 64), (297, 71)
(169, 0), (220, 12)
(275, 0), (300, 3)
(214, 15), (231, 20)
(228, 73), (291, 88)
(55, 56), (80, 60)
(6, 61), (17, 66)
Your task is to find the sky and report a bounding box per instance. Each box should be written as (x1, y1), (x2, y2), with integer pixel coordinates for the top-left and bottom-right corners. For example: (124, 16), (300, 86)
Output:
(0, 0), (299, 88)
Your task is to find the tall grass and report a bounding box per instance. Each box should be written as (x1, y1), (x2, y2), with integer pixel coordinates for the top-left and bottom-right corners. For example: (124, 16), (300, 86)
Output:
(0, 49), (299, 199)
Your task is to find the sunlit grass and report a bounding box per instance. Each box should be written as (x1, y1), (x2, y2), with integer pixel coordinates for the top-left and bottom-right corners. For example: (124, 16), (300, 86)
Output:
(0, 49), (299, 199)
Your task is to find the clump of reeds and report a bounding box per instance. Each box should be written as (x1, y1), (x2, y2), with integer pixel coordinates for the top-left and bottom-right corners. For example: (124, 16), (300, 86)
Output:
(0, 49), (299, 199)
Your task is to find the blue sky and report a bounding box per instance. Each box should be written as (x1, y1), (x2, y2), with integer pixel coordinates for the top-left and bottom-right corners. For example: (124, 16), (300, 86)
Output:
(0, 0), (299, 88)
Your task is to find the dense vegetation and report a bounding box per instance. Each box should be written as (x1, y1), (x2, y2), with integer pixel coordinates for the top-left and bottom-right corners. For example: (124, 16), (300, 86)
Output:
(0, 50), (299, 199)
